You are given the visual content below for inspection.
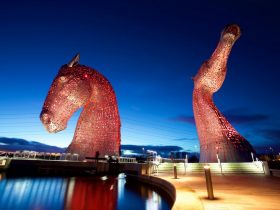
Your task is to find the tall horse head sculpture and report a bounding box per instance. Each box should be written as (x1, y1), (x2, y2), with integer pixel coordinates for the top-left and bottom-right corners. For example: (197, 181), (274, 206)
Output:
(193, 24), (255, 162)
(40, 54), (121, 159)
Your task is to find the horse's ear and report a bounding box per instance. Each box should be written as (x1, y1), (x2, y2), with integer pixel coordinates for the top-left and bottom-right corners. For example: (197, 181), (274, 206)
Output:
(68, 53), (80, 67)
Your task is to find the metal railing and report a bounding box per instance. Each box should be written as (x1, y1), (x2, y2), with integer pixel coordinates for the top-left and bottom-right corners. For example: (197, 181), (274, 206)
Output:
(119, 157), (137, 163)
(0, 150), (80, 161)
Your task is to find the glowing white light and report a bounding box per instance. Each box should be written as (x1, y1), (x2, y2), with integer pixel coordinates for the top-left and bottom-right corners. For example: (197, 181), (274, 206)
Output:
(101, 176), (108, 181)
(204, 165), (210, 169)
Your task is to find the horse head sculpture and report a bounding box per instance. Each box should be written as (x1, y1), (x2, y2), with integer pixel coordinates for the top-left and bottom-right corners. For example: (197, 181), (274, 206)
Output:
(193, 24), (255, 162)
(41, 54), (121, 159)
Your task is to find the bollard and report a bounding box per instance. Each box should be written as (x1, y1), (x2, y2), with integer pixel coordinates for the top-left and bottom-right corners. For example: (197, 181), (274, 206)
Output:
(204, 165), (214, 199)
(173, 163), (177, 179)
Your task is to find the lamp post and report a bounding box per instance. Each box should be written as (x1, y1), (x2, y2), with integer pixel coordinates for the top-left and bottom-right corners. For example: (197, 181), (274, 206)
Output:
(204, 165), (214, 200)
(184, 154), (188, 174)
(215, 146), (219, 162)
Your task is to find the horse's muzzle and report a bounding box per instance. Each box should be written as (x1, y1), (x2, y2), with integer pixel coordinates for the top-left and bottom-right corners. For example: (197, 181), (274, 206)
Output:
(40, 112), (51, 125)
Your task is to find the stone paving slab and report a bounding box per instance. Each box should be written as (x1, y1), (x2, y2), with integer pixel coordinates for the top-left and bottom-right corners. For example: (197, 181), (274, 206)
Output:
(155, 173), (280, 210)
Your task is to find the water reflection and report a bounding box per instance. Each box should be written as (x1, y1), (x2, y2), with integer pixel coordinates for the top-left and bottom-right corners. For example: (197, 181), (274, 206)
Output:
(0, 176), (67, 210)
(0, 173), (170, 210)
(117, 176), (170, 210)
(66, 177), (117, 210)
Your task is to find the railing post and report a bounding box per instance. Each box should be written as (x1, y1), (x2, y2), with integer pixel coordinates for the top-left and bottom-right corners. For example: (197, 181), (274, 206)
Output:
(251, 152), (254, 162)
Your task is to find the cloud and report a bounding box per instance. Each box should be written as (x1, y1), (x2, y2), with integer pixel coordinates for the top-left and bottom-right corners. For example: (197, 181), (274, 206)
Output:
(169, 115), (195, 124)
(223, 108), (269, 124)
(172, 137), (197, 141)
(255, 129), (280, 142)
(227, 114), (268, 124)
(0, 137), (66, 153)
(0, 137), (188, 157)
(121, 145), (183, 152)
(170, 110), (269, 125)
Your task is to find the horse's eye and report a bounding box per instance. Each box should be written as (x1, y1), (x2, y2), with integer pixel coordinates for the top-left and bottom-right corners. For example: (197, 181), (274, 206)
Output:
(59, 76), (68, 82)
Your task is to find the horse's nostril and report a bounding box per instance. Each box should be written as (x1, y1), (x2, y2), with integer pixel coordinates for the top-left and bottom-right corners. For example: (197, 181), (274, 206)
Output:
(41, 113), (50, 124)
(221, 24), (241, 41)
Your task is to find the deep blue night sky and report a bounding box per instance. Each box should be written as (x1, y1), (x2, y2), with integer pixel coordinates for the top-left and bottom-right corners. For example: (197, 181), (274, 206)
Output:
(0, 0), (279, 153)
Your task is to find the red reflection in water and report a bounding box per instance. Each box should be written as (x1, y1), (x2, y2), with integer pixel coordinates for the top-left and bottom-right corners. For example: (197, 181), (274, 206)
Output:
(66, 177), (117, 210)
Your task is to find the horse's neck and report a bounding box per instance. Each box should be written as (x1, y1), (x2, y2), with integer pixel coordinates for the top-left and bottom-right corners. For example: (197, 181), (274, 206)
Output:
(193, 88), (235, 139)
(73, 79), (120, 142)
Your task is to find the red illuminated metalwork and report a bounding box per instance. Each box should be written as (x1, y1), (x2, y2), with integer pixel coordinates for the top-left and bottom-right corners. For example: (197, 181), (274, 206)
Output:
(40, 54), (121, 159)
(193, 24), (255, 162)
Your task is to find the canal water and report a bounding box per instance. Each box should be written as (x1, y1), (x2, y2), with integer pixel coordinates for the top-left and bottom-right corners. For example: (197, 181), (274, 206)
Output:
(0, 173), (172, 210)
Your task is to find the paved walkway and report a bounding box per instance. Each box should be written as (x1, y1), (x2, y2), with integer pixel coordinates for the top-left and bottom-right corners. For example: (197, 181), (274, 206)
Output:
(155, 173), (280, 210)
